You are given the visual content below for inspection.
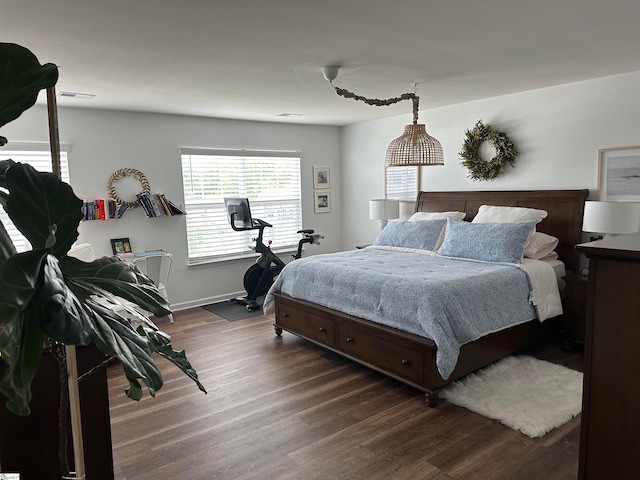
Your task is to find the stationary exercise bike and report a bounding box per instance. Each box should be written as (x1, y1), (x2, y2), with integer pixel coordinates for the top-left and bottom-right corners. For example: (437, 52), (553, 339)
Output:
(225, 197), (323, 311)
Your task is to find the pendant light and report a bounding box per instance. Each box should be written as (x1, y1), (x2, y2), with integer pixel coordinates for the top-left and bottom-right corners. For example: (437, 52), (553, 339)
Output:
(322, 66), (444, 167)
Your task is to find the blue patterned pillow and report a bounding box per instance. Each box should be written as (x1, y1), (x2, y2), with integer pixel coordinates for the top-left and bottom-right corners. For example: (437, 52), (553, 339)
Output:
(373, 219), (447, 251)
(437, 218), (537, 263)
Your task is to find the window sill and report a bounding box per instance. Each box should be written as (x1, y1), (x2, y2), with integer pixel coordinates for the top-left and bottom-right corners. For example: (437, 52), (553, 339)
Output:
(187, 246), (298, 267)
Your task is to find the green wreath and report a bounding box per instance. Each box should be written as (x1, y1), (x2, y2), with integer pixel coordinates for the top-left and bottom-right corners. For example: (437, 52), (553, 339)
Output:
(459, 120), (518, 181)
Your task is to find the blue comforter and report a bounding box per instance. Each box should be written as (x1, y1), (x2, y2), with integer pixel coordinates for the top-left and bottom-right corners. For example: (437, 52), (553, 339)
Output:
(264, 248), (538, 380)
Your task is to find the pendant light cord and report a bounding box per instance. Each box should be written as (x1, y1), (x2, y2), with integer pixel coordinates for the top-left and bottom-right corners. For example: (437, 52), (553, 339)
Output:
(332, 85), (420, 125)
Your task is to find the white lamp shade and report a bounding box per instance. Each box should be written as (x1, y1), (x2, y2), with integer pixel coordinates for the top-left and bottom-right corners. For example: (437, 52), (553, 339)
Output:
(369, 199), (400, 220)
(582, 201), (640, 234)
(398, 200), (416, 221)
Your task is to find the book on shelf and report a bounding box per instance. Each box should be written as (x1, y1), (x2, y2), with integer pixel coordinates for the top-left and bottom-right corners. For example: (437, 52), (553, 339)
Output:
(115, 203), (128, 218)
(136, 192), (155, 217)
(82, 199), (124, 220)
(164, 197), (185, 215)
(148, 195), (163, 217)
(95, 198), (106, 220)
(153, 194), (169, 216)
(107, 199), (117, 218)
(136, 192), (185, 217)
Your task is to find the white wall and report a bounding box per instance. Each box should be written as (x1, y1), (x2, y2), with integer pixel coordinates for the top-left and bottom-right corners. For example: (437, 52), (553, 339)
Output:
(342, 71), (640, 249)
(2, 107), (341, 310)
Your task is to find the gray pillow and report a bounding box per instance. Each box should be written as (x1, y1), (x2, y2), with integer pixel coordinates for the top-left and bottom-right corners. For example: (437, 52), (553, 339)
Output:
(437, 218), (537, 264)
(373, 219), (447, 251)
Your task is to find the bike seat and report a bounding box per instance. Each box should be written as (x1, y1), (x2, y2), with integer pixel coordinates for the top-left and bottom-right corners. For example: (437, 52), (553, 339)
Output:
(297, 228), (314, 235)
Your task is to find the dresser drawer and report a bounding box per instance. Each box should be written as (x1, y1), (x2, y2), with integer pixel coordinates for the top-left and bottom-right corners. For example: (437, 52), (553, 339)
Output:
(338, 324), (424, 383)
(276, 302), (336, 347)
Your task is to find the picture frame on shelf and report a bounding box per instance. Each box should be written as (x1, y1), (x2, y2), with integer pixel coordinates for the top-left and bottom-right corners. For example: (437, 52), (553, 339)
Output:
(598, 146), (640, 201)
(110, 237), (133, 256)
(314, 190), (331, 213)
(313, 166), (331, 189)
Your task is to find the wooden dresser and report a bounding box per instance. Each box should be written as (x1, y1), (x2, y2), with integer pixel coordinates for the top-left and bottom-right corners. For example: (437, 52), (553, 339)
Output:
(576, 232), (640, 479)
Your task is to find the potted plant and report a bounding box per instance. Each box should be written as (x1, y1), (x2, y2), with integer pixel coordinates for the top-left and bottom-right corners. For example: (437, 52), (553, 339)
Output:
(0, 42), (206, 477)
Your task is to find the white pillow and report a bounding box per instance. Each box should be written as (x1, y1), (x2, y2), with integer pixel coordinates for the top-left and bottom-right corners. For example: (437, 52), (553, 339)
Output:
(524, 231), (559, 259)
(472, 205), (548, 224)
(408, 211), (466, 222)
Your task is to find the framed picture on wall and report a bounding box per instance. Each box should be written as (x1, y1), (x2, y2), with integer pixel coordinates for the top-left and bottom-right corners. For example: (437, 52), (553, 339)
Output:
(314, 190), (331, 213)
(313, 166), (331, 189)
(110, 237), (133, 256)
(598, 146), (640, 201)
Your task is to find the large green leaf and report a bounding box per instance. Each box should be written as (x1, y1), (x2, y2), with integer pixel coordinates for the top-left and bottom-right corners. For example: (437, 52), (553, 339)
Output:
(3, 160), (83, 257)
(0, 43), (59, 129)
(0, 252), (50, 415)
(85, 299), (164, 400)
(0, 304), (45, 415)
(59, 255), (172, 317)
(0, 250), (48, 325)
(58, 257), (206, 398)
(0, 218), (17, 268)
(145, 326), (207, 394)
(35, 255), (96, 345)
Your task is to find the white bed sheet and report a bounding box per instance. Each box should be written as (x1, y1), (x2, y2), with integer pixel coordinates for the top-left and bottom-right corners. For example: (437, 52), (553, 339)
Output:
(520, 258), (563, 320)
(543, 258), (567, 292)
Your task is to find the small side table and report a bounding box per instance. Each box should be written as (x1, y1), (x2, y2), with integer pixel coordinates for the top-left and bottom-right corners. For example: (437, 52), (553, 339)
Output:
(561, 272), (588, 349)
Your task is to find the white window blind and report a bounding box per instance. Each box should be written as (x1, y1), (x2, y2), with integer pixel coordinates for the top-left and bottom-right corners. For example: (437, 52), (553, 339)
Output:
(0, 145), (71, 253)
(385, 165), (419, 200)
(180, 148), (302, 264)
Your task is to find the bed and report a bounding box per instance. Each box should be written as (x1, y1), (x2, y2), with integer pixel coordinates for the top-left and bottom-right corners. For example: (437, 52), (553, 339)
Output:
(266, 189), (588, 406)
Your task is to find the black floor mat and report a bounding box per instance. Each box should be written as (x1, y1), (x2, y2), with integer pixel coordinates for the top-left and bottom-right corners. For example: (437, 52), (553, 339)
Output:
(201, 297), (264, 321)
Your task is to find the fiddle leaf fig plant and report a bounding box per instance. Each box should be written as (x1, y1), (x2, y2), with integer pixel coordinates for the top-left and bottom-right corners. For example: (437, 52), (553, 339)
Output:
(0, 42), (206, 415)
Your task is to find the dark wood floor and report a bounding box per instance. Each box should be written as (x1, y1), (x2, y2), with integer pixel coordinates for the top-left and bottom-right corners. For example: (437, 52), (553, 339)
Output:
(107, 308), (584, 480)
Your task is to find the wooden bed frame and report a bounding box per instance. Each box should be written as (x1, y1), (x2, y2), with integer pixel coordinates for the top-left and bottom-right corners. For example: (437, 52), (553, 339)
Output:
(272, 189), (589, 406)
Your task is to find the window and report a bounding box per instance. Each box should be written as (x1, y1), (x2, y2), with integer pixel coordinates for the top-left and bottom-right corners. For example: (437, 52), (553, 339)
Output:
(0, 144), (70, 253)
(385, 165), (419, 200)
(180, 148), (302, 264)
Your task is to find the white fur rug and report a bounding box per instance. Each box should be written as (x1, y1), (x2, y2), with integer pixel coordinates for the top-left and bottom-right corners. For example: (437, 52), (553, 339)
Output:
(440, 355), (583, 438)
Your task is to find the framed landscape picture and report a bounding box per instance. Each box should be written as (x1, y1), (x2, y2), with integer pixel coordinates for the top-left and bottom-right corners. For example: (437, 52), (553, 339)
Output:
(314, 190), (331, 213)
(598, 146), (640, 201)
(313, 166), (331, 189)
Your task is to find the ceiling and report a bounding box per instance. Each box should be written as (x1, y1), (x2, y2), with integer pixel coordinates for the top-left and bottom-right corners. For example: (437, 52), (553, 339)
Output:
(4, 0), (640, 126)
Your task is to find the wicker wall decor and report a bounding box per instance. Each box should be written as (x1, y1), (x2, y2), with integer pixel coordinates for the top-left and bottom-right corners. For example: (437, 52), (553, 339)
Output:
(107, 168), (150, 208)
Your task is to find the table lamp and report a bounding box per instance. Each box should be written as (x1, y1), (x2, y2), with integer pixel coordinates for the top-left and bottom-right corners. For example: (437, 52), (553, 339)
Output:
(369, 199), (399, 232)
(582, 201), (640, 239)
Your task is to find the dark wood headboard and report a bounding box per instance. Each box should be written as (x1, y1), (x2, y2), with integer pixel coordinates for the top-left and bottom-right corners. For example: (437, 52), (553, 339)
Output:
(415, 189), (589, 273)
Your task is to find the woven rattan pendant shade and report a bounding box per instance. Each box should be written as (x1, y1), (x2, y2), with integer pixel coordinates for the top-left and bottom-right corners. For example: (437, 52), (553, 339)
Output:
(385, 124), (444, 167)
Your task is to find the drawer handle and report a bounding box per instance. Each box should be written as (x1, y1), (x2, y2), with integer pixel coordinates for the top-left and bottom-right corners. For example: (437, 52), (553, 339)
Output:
(282, 313), (289, 318)
(346, 337), (354, 344)
(401, 359), (410, 366)
(319, 327), (326, 333)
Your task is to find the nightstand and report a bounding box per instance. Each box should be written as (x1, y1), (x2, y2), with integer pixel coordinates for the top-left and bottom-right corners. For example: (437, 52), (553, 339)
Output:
(561, 272), (588, 349)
